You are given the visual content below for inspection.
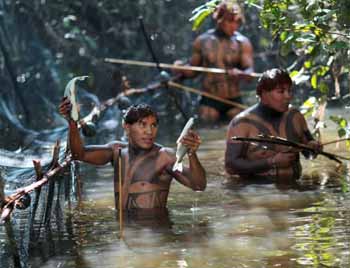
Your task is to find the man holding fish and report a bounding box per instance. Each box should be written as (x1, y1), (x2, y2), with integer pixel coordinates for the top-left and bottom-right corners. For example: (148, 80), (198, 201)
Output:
(59, 99), (206, 215)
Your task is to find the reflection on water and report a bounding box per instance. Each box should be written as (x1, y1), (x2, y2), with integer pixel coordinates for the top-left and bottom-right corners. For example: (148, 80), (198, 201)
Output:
(2, 127), (350, 268)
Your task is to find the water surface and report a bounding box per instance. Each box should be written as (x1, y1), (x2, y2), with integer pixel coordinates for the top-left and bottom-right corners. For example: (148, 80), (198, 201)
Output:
(25, 126), (350, 268)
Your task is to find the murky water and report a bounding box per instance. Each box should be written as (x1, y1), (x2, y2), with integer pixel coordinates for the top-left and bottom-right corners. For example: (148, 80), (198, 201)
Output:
(19, 125), (350, 268)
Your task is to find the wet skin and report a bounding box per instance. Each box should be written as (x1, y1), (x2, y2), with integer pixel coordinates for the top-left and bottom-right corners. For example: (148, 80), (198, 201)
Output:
(177, 14), (254, 121)
(225, 84), (322, 182)
(59, 98), (206, 210)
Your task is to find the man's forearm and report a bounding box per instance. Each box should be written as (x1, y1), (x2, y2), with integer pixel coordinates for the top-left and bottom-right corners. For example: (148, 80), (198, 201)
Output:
(188, 153), (206, 191)
(68, 120), (85, 160)
(225, 142), (271, 175)
(225, 157), (271, 175)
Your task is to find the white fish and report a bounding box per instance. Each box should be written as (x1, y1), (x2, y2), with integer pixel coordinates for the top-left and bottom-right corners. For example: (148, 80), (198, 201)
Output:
(173, 117), (195, 172)
(63, 76), (89, 122)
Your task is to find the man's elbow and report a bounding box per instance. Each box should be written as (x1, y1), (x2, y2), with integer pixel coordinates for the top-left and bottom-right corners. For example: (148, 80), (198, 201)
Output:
(192, 183), (206, 191)
(71, 151), (84, 161)
(192, 176), (207, 191)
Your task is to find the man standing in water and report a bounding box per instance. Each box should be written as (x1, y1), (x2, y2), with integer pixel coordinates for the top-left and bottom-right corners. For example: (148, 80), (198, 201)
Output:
(175, 0), (254, 122)
(225, 68), (322, 182)
(59, 99), (206, 216)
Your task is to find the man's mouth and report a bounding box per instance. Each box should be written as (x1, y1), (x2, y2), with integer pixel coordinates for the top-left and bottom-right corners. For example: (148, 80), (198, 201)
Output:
(142, 138), (153, 144)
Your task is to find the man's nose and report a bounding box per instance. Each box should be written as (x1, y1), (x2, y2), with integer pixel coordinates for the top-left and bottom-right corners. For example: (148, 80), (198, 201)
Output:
(284, 90), (292, 99)
(144, 125), (152, 134)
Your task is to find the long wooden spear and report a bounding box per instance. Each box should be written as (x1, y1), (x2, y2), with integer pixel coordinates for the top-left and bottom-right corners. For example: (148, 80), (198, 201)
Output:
(231, 134), (349, 164)
(118, 147), (123, 238)
(104, 58), (262, 78)
(322, 138), (350, 146)
(168, 81), (248, 110)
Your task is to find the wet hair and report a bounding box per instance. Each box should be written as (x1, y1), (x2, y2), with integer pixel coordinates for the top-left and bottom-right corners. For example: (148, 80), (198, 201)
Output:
(256, 68), (292, 96)
(123, 103), (159, 125)
(212, 1), (244, 24)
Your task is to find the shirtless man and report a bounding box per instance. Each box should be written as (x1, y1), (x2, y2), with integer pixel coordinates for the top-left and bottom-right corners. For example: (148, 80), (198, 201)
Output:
(225, 68), (322, 182)
(59, 100), (206, 215)
(176, 1), (254, 122)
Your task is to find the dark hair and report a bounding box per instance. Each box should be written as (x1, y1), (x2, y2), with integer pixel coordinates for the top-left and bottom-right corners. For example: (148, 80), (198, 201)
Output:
(256, 68), (292, 96)
(213, 1), (244, 24)
(123, 104), (159, 125)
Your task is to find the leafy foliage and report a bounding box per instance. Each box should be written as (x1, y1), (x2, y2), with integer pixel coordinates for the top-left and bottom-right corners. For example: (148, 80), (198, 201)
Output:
(330, 115), (350, 148)
(247, 0), (350, 140)
(250, 0), (350, 90)
(190, 0), (220, 31)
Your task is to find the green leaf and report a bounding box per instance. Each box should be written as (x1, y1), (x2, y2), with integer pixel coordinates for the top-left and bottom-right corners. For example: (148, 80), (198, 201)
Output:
(311, 74), (318, 89)
(300, 96), (317, 117)
(280, 31), (288, 42)
(289, 70), (299, 78)
(190, 9), (213, 31)
(346, 140), (350, 150)
(317, 66), (329, 76)
(338, 128), (346, 137)
(330, 115), (342, 124)
(280, 44), (291, 56)
(304, 61), (312, 69)
(319, 81), (329, 94)
(330, 41), (349, 50)
(339, 118), (348, 128)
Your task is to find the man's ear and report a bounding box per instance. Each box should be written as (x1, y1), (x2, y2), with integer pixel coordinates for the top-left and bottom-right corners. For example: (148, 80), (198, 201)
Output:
(123, 123), (130, 135)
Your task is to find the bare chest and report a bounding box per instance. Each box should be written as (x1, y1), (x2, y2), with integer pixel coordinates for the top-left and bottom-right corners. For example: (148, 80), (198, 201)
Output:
(202, 37), (241, 67)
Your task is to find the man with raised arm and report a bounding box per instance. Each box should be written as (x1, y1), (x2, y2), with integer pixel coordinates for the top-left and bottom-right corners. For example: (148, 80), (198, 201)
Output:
(59, 99), (206, 216)
(225, 68), (322, 182)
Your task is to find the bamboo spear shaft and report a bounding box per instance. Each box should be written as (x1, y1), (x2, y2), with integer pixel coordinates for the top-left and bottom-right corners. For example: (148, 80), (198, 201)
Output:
(322, 138), (350, 146)
(118, 148), (123, 238)
(232, 135), (349, 164)
(168, 81), (248, 110)
(104, 58), (262, 78)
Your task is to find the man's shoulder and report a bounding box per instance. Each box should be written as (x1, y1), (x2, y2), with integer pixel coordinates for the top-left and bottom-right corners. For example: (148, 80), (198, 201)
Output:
(158, 146), (175, 156)
(232, 31), (251, 43)
(156, 146), (176, 163)
(235, 104), (257, 120)
(285, 106), (303, 117)
(228, 104), (259, 127)
(286, 107), (305, 121)
(197, 29), (216, 40)
(107, 141), (127, 149)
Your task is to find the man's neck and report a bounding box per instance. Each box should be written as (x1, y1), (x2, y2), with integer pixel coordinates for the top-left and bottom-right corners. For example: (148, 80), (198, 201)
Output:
(257, 102), (283, 118)
(214, 28), (231, 38)
(128, 143), (153, 162)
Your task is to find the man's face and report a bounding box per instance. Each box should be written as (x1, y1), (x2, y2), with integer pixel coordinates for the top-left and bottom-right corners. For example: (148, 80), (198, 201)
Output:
(125, 115), (158, 150)
(218, 14), (240, 36)
(261, 83), (293, 112)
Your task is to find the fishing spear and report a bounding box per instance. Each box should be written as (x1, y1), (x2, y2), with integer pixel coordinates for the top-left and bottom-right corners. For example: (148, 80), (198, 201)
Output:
(231, 134), (349, 164)
(104, 57), (262, 78)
